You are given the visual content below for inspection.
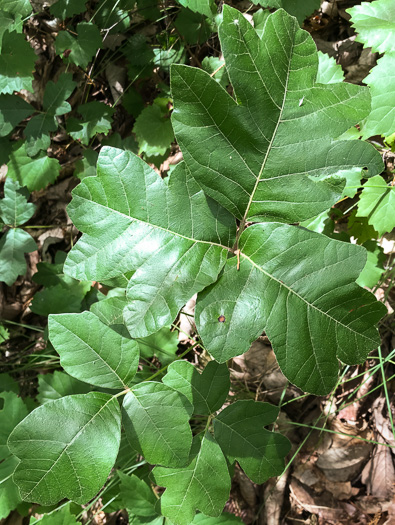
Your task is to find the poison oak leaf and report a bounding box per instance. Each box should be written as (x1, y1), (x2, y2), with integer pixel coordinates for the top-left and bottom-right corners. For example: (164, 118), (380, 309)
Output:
(7, 393), (121, 506)
(64, 147), (236, 337)
(171, 6), (383, 223)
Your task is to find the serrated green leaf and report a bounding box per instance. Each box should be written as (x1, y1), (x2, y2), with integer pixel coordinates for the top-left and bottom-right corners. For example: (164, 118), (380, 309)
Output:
(64, 147), (235, 337)
(119, 472), (157, 518)
(0, 455), (22, 520)
(175, 9), (212, 45)
(0, 11), (23, 52)
(196, 223), (386, 394)
(253, 9), (271, 38)
(348, 210), (379, 244)
(74, 149), (98, 179)
(251, 0), (320, 24)
(31, 258), (92, 316)
(213, 400), (290, 483)
(153, 45), (185, 70)
(0, 136), (12, 164)
(171, 7), (383, 223)
(135, 0), (160, 21)
(0, 228), (36, 285)
(0, 94), (33, 137)
(356, 241), (385, 288)
(56, 22), (101, 68)
(0, 391), (29, 461)
(176, 0), (216, 18)
(37, 371), (92, 404)
(0, 31), (36, 94)
(6, 141), (60, 191)
(316, 51), (345, 84)
(30, 503), (79, 525)
(348, 0), (395, 54)
(0, 373), (19, 393)
(67, 101), (114, 145)
(122, 382), (193, 467)
(360, 54), (395, 139)
(133, 103), (174, 157)
(50, 0), (86, 18)
(0, 325), (10, 343)
(8, 392), (121, 505)
(1, 0), (32, 17)
(24, 73), (76, 156)
(0, 178), (35, 227)
(162, 361), (230, 415)
(356, 175), (395, 235)
(201, 57), (229, 89)
(153, 432), (231, 525)
(48, 311), (140, 390)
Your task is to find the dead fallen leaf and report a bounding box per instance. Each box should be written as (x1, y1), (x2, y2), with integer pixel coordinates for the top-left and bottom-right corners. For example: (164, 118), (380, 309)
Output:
(316, 442), (372, 482)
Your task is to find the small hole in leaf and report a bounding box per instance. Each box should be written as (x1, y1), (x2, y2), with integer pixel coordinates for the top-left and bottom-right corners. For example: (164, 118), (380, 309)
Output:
(218, 315), (226, 323)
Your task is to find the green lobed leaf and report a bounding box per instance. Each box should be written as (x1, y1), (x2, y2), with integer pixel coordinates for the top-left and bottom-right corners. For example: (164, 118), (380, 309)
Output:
(0, 373), (19, 393)
(37, 371), (92, 404)
(25, 72), (76, 156)
(119, 472), (157, 518)
(213, 400), (291, 483)
(48, 311), (140, 390)
(0, 31), (36, 94)
(0, 11), (23, 52)
(0, 391), (29, 461)
(0, 94), (34, 137)
(356, 175), (395, 235)
(348, 0), (395, 54)
(0, 455), (22, 520)
(176, 0), (216, 18)
(1, 0), (32, 17)
(133, 102), (174, 157)
(171, 7), (383, 223)
(251, 0), (321, 24)
(122, 381), (193, 467)
(67, 101), (114, 146)
(8, 392), (121, 505)
(0, 228), (36, 286)
(162, 360), (230, 415)
(360, 54), (395, 139)
(6, 141), (60, 191)
(64, 147), (236, 338)
(356, 241), (386, 288)
(55, 22), (101, 68)
(50, 0), (87, 18)
(29, 503), (79, 525)
(196, 223), (386, 394)
(153, 432), (231, 525)
(175, 9), (213, 45)
(316, 51), (345, 84)
(74, 149), (98, 179)
(0, 178), (35, 227)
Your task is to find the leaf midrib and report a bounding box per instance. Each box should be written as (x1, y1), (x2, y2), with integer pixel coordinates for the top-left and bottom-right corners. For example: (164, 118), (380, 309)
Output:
(239, 23), (293, 226)
(52, 317), (127, 389)
(15, 394), (115, 501)
(73, 193), (233, 252)
(240, 251), (378, 345)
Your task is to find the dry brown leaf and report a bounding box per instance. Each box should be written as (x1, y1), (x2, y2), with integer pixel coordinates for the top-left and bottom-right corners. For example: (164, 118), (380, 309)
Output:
(316, 442), (372, 482)
(362, 445), (395, 499)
